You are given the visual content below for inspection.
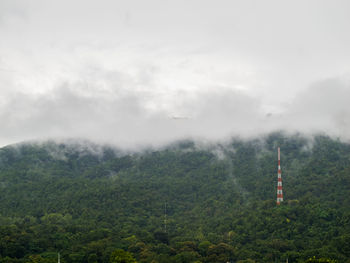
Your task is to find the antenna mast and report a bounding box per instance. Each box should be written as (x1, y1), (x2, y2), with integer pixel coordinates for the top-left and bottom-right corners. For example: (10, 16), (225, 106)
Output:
(277, 147), (284, 205)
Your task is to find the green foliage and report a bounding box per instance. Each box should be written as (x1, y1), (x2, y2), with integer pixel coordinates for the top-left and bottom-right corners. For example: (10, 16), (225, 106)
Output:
(110, 249), (137, 263)
(306, 256), (337, 263)
(0, 133), (349, 262)
(28, 254), (57, 263)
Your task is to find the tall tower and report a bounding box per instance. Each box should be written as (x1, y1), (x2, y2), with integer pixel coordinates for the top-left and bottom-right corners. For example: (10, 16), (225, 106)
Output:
(276, 147), (283, 205)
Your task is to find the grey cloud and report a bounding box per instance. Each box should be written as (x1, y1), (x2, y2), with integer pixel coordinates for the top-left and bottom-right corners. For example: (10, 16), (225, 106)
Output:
(1, 74), (350, 148)
(0, 76), (264, 148)
(282, 78), (350, 138)
(1, 0), (350, 147)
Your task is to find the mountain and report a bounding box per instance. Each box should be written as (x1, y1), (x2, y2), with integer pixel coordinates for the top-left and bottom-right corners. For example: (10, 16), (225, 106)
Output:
(0, 132), (349, 263)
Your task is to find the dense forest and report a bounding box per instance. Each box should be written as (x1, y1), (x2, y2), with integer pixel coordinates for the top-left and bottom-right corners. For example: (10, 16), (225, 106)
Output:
(0, 132), (349, 263)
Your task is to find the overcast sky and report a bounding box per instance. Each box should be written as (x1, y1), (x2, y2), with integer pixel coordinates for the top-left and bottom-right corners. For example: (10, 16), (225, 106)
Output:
(1, 0), (350, 148)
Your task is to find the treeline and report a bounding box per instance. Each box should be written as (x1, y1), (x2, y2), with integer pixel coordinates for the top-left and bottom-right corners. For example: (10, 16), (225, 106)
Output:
(0, 133), (349, 262)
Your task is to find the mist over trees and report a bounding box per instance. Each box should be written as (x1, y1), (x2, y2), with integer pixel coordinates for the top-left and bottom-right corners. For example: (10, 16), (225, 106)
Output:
(0, 132), (349, 262)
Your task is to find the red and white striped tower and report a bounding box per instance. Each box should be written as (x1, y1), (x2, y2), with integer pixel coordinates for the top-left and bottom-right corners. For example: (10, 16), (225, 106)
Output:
(276, 147), (283, 205)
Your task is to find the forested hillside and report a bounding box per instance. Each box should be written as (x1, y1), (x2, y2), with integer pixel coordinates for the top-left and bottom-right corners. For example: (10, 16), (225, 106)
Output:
(0, 133), (349, 263)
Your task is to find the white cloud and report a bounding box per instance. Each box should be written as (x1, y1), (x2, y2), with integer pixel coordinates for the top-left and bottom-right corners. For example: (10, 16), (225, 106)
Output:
(1, 74), (350, 149)
(1, 0), (350, 147)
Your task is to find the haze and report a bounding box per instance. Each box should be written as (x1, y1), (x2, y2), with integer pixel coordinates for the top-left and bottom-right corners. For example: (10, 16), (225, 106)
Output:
(1, 0), (350, 148)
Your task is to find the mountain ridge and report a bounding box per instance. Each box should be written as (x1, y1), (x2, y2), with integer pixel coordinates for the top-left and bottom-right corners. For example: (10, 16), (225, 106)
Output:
(0, 132), (349, 262)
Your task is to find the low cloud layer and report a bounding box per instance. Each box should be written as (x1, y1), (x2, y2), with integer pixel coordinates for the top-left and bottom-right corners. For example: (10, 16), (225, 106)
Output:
(1, 73), (350, 148)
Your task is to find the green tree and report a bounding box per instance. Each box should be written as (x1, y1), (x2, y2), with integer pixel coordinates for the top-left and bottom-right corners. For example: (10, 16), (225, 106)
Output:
(110, 249), (137, 263)
(305, 256), (337, 263)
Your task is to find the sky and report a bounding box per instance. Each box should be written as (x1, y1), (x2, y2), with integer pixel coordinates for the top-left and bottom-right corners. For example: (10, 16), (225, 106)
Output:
(0, 0), (350, 148)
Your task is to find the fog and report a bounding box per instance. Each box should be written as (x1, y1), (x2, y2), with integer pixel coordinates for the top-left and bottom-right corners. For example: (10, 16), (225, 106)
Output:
(1, 0), (350, 148)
